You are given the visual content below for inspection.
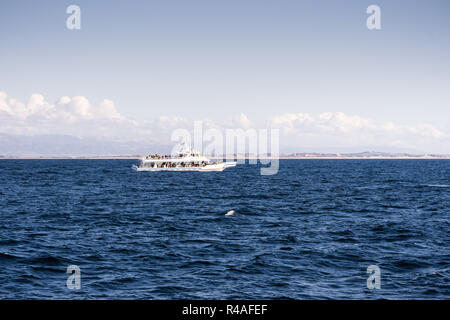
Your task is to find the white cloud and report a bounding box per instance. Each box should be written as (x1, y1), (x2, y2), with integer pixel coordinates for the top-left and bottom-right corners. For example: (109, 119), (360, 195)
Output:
(97, 99), (123, 120)
(0, 92), (12, 115)
(268, 112), (448, 152)
(0, 91), (448, 153)
(57, 95), (92, 119)
(28, 94), (52, 115)
(231, 113), (253, 129)
(0, 92), (136, 138)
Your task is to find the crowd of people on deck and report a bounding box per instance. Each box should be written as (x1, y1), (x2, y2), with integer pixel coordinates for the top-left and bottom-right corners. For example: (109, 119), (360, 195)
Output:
(144, 153), (200, 160)
(145, 154), (171, 160)
(141, 153), (221, 168)
(141, 161), (214, 168)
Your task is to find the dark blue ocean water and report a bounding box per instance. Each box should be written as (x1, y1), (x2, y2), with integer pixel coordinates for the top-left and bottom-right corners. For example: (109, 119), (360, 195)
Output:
(0, 159), (448, 299)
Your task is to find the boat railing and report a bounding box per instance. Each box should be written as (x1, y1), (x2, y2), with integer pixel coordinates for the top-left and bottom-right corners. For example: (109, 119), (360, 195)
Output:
(143, 153), (203, 160)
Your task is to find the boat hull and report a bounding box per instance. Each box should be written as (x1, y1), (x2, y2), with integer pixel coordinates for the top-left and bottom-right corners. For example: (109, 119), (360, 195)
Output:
(133, 162), (236, 172)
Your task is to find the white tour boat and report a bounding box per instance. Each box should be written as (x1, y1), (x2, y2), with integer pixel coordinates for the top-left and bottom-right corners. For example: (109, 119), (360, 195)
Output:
(133, 148), (236, 172)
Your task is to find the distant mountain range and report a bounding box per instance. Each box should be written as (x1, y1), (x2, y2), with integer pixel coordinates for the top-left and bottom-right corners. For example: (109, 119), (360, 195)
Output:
(0, 133), (448, 158)
(0, 133), (172, 157)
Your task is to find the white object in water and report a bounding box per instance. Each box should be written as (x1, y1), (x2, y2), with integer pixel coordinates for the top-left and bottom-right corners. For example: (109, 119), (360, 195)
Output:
(225, 210), (236, 216)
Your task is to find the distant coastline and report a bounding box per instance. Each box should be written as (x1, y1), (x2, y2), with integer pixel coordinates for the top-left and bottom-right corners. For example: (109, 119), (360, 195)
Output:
(1, 152), (450, 160)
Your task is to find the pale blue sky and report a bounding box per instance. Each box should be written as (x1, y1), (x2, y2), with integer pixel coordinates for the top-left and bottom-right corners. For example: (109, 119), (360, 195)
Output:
(0, 0), (449, 153)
